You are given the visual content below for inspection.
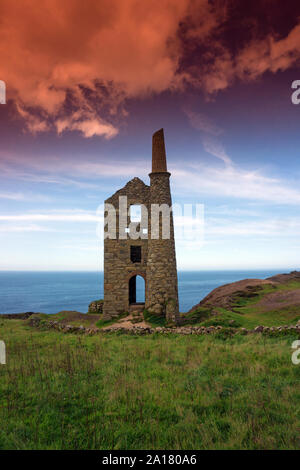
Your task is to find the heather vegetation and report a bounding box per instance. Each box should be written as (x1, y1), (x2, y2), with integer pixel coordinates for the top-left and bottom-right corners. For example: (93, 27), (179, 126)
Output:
(184, 279), (300, 329)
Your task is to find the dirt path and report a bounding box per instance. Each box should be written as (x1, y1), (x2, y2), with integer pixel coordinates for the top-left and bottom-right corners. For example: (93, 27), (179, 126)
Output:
(102, 313), (151, 330)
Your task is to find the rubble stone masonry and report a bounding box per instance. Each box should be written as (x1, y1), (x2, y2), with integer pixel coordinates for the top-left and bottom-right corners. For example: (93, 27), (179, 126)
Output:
(103, 129), (179, 323)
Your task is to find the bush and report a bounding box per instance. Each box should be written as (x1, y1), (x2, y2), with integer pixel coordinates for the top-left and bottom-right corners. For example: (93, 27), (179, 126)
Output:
(143, 309), (166, 327)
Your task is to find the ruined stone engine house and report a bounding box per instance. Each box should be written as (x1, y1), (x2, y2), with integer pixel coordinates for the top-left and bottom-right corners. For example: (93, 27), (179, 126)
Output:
(103, 129), (179, 324)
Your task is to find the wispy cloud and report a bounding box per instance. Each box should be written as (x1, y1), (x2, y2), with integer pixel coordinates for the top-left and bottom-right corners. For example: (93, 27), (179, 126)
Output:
(183, 108), (223, 136)
(0, 192), (26, 201)
(2, 135), (300, 208)
(206, 205), (262, 217)
(173, 162), (300, 205)
(0, 166), (99, 189)
(182, 106), (300, 204)
(206, 217), (300, 238)
(184, 108), (232, 166)
(0, 224), (56, 233)
(188, 20), (300, 95)
(0, 151), (148, 187)
(60, 243), (100, 252)
(56, 113), (118, 139)
(201, 137), (232, 166)
(0, 191), (51, 202)
(0, 210), (102, 223)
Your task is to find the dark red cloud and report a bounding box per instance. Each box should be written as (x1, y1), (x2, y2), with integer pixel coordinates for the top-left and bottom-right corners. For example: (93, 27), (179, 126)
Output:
(1, 0), (300, 136)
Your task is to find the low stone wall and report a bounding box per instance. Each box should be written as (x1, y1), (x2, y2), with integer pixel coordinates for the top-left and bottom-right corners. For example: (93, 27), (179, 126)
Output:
(28, 317), (300, 336)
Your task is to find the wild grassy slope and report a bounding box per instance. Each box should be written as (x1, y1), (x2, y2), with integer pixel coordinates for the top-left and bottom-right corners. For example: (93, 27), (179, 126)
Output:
(0, 320), (299, 450)
(184, 276), (300, 328)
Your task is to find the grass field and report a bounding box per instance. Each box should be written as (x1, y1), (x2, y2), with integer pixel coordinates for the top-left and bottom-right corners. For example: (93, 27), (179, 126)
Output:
(0, 319), (299, 450)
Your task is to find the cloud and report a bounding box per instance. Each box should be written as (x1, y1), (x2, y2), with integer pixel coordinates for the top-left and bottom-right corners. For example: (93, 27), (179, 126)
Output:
(195, 22), (300, 95)
(0, 159), (100, 188)
(184, 108), (232, 165)
(236, 23), (300, 81)
(201, 136), (232, 166)
(0, 224), (56, 233)
(3, 144), (300, 206)
(206, 205), (262, 217)
(16, 103), (50, 134)
(0, 151), (148, 186)
(173, 162), (300, 205)
(0, 192), (25, 201)
(206, 217), (300, 238)
(0, 0), (192, 136)
(3, 1), (299, 136)
(183, 108), (223, 136)
(55, 111), (118, 138)
(60, 243), (99, 252)
(0, 210), (102, 223)
(0, 190), (51, 202)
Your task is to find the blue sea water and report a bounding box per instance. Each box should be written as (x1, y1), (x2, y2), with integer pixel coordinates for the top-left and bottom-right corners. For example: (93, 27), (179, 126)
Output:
(0, 269), (286, 314)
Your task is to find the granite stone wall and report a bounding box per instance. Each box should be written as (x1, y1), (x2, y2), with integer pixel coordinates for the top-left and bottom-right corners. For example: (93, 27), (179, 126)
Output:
(103, 129), (179, 324)
(146, 172), (179, 323)
(103, 178), (150, 320)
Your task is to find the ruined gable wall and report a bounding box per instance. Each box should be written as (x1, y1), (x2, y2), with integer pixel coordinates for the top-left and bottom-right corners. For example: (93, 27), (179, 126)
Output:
(103, 178), (150, 319)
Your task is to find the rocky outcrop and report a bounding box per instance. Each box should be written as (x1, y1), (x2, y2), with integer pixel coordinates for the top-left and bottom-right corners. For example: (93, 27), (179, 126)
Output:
(88, 300), (103, 314)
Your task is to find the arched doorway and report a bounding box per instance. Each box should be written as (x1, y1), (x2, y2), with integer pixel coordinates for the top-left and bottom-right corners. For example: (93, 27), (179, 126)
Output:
(129, 274), (145, 304)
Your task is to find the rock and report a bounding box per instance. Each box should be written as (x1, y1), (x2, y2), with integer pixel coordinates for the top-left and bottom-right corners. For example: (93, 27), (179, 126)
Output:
(254, 326), (264, 333)
(88, 299), (103, 314)
(27, 317), (299, 337)
(150, 304), (163, 315)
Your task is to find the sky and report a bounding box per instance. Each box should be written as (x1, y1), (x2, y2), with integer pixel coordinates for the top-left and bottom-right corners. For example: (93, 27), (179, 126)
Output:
(1, 0), (300, 271)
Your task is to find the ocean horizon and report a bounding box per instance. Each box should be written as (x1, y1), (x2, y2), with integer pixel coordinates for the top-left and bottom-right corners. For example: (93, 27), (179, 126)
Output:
(0, 269), (294, 314)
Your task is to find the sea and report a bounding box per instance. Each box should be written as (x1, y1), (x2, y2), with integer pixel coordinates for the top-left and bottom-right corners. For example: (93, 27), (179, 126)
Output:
(0, 269), (287, 314)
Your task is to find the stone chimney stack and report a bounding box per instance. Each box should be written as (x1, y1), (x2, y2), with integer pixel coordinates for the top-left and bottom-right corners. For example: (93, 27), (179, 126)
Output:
(152, 128), (167, 173)
(146, 128), (179, 324)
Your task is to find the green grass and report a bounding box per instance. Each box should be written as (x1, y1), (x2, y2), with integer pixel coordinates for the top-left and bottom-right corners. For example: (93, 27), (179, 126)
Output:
(230, 283), (276, 308)
(32, 311), (99, 328)
(31, 310), (129, 329)
(95, 318), (115, 328)
(277, 280), (300, 291)
(96, 311), (128, 328)
(180, 307), (211, 325)
(0, 319), (299, 450)
(194, 307), (300, 330)
(182, 280), (300, 328)
(143, 309), (166, 327)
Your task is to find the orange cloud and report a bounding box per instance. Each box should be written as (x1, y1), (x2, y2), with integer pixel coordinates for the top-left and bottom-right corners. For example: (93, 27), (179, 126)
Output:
(237, 23), (300, 79)
(0, 0), (194, 135)
(56, 113), (118, 139)
(198, 22), (300, 95)
(1, 0), (300, 136)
